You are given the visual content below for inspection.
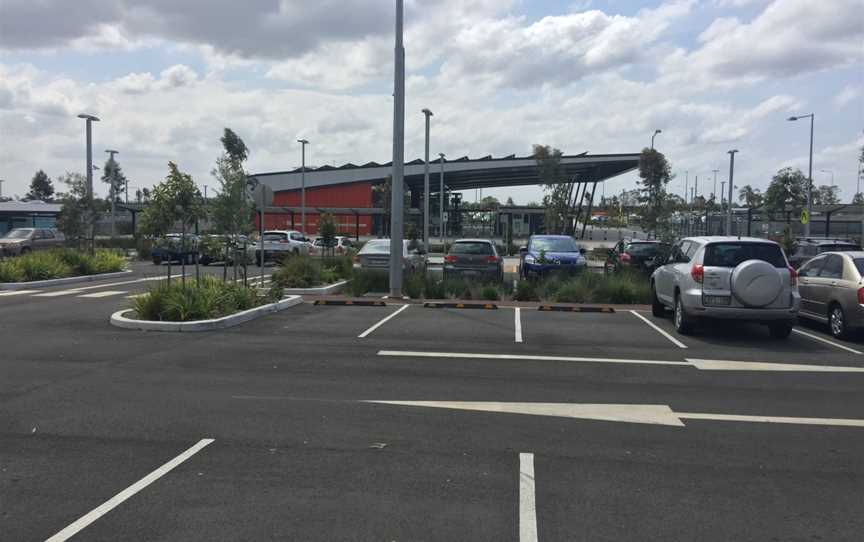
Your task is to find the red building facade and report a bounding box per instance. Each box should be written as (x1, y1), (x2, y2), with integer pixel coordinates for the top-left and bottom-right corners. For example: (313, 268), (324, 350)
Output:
(256, 180), (376, 236)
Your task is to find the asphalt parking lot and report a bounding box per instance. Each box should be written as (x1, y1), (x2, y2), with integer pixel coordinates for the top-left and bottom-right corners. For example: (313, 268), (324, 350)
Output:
(2, 268), (864, 541)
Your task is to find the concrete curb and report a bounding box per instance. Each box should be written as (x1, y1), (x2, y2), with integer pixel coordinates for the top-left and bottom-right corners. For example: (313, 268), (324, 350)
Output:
(283, 280), (348, 296)
(538, 305), (616, 313)
(314, 299), (386, 307)
(424, 302), (498, 310)
(110, 295), (303, 332)
(0, 270), (133, 291)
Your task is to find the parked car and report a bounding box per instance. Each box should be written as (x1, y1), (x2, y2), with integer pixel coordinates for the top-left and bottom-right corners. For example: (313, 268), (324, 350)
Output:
(519, 235), (587, 279)
(651, 236), (800, 338)
(0, 228), (65, 256)
(609, 239), (670, 274)
(310, 236), (356, 256)
(151, 234), (200, 265)
(797, 251), (864, 338)
(198, 234), (252, 266)
(255, 230), (311, 264)
(353, 239), (427, 275)
(444, 239), (503, 282)
(788, 237), (861, 269)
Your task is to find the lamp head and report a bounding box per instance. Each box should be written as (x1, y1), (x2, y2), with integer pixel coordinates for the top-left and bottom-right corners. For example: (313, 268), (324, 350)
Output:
(654, 129), (662, 135)
(422, 108), (433, 117)
(77, 114), (100, 122)
(787, 116), (799, 121)
(728, 149), (739, 155)
(297, 139), (309, 145)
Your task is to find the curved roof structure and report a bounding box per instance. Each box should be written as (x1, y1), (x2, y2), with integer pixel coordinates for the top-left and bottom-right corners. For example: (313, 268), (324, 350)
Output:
(251, 153), (639, 193)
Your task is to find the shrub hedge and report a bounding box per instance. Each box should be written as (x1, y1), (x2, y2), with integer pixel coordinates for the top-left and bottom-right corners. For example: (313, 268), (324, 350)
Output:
(0, 249), (126, 283)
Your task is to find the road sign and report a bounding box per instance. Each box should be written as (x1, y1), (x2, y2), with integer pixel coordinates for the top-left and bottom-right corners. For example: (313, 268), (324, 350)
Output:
(251, 184), (274, 209)
(800, 209), (810, 225)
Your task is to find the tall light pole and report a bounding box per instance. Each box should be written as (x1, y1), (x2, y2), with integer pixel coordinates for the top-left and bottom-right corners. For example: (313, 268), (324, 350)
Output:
(712, 169), (719, 203)
(422, 108), (433, 247)
(684, 170), (689, 204)
(788, 114), (814, 236)
(439, 153), (446, 245)
(651, 129), (662, 150)
(105, 149), (119, 237)
(721, 180), (727, 207)
(0, 179), (5, 199)
(297, 139), (309, 237)
(727, 150), (738, 235)
(78, 114), (100, 255)
(389, 0), (406, 298)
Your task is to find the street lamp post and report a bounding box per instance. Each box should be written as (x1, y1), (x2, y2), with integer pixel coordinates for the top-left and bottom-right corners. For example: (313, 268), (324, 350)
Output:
(712, 169), (719, 203)
(105, 149), (119, 237)
(389, 0), (406, 298)
(422, 108), (433, 247)
(651, 129), (662, 150)
(78, 114), (100, 255)
(727, 150), (738, 235)
(788, 114), (815, 236)
(439, 153), (446, 246)
(297, 139), (309, 237)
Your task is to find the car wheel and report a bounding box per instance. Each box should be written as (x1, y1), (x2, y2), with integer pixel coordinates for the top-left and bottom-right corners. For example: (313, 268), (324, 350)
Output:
(829, 304), (848, 339)
(674, 294), (694, 335)
(769, 323), (793, 339)
(651, 282), (665, 317)
(152, 255), (162, 265)
(20, 247), (31, 255)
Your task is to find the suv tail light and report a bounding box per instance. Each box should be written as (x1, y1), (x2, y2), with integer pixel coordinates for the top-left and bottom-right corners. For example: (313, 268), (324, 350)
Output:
(485, 255), (499, 263)
(857, 287), (864, 305)
(620, 252), (632, 263)
(690, 264), (704, 283)
(444, 255), (458, 264)
(788, 266), (798, 287)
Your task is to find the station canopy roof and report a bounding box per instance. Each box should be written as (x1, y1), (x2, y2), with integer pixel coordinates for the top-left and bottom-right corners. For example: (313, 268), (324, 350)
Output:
(250, 153), (640, 194)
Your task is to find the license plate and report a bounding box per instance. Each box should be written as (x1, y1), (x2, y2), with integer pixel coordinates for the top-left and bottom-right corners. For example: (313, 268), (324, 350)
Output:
(703, 295), (731, 306)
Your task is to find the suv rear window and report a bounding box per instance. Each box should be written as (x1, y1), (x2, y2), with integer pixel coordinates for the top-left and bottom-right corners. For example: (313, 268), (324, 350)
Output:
(820, 244), (859, 253)
(625, 243), (659, 256)
(854, 259), (864, 276)
(451, 242), (494, 255)
(263, 233), (287, 242)
(703, 242), (786, 268)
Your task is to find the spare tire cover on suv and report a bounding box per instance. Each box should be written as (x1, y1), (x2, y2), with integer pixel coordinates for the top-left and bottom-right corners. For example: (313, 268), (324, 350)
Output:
(730, 259), (782, 308)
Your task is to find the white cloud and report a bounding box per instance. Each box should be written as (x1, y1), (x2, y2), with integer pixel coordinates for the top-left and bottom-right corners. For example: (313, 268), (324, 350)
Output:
(834, 85), (862, 108)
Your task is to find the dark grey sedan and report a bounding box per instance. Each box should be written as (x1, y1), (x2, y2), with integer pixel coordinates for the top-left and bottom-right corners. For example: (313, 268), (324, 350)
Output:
(444, 239), (503, 282)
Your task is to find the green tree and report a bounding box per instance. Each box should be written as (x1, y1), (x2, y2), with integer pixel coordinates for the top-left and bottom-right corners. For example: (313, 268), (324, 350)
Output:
(27, 170), (54, 201)
(637, 148), (674, 236)
(211, 128), (253, 279)
(102, 157), (128, 237)
(738, 185), (763, 207)
(141, 162), (206, 283)
(853, 192), (864, 205)
(318, 213), (337, 257)
(534, 144), (574, 234)
(812, 185), (841, 205)
(764, 167), (806, 221)
(505, 197), (515, 206)
(221, 128), (249, 164)
(55, 172), (92, 245)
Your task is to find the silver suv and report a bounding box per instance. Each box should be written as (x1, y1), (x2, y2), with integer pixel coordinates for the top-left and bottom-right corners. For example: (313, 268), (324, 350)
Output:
(650, 236), (800, 338)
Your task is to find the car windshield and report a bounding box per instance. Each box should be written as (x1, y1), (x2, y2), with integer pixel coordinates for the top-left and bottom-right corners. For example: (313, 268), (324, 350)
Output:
(820, 244), (859, 252)
(625, 243), (660, 256)
(704, 242), (787, 268)
(360, 240), (390, 254)
(530, 237), (579, 252)
(451, 242), (494, 255)
(2, 229), (33, 239)
(263, 233), (287, 242)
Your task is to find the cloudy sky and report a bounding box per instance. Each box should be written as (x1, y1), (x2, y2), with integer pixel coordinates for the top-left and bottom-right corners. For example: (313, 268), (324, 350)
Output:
(0, 0), (861, 204)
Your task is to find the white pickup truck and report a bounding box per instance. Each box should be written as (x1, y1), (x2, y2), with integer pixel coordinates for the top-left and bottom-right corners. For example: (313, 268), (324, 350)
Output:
(255, 230), (311, 263)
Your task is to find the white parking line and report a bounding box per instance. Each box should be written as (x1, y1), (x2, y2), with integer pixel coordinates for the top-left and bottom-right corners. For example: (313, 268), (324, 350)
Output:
(378, 350), (689, 366)
(69, 274), (186, 293)
(519, 453), (538, 542)
(78, 291), (127, 299)
(32, 289), (83, 297)
(629, 310), (688, 349)
(358, 304), (410, 338)
(45, 438), (214, 542)
(792, 329), (863, 355)
(0, 290), (39, 297)
(515, 307), (523, 343)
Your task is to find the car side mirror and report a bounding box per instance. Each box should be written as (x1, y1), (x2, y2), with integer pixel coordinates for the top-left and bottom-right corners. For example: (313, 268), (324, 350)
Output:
(519, 246), (528, 254)
(579, 248), (587, 255)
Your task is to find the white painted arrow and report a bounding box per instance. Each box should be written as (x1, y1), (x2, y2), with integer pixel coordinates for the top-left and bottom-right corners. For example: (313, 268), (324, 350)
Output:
(365, 401), (864, 428)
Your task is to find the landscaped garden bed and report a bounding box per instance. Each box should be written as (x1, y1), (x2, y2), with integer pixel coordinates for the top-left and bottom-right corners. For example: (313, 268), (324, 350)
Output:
(271, 254), (353, 293)
(0, 249), (127, 285)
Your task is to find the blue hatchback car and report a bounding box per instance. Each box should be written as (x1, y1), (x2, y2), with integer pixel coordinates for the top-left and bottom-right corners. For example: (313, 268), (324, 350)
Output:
(519, 235), (588, 278)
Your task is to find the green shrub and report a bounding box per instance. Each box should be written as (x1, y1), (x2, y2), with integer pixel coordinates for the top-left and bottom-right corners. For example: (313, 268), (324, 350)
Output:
(443, 278), (469, 299)
(554, 282), (592, 303)
(404, 273), (425, 299)
(350, 269), (389, 296)
(272, 255), (321, 288)
(131, 276), (269, 322)
(18, 252), (73, 281)
(327, 255), (354, 280)
(423, 276), (446, 299)
(513, 279), (539, 301)
(480, 285), (500, 301)
(0, 260), (24, 282)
